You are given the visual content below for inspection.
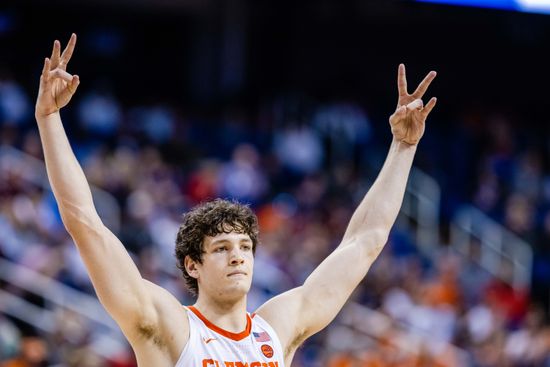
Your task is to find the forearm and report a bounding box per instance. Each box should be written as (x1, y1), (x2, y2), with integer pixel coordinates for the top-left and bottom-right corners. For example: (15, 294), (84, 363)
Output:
(342, 138), (417, 245)
(37, 113), (154, 326)
(36, 112), (98, 229)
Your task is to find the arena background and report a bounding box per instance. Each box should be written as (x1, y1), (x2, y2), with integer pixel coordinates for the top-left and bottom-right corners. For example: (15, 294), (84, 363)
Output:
(2, 0), (550, 365)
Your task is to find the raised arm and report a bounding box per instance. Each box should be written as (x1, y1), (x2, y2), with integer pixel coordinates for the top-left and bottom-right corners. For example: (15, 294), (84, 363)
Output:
(341, 64), (437, 245)
(257, 64), (437, 359)
(35, 35), (186, 347)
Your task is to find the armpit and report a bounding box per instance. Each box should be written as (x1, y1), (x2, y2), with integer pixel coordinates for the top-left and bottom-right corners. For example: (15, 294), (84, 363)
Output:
(136, 322), (166, 349)
(286, 330), (307, 357)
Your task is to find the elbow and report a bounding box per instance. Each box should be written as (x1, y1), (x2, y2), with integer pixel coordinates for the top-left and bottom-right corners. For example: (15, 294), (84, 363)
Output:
(59, 205), (102, 236)
(356, 229), (389, 261)
(354, 228), (389, 246)
(372, 229), (389, 247)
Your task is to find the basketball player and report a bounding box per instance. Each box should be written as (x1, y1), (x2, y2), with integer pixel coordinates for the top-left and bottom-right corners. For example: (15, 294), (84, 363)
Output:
(35, 34), (437, 366)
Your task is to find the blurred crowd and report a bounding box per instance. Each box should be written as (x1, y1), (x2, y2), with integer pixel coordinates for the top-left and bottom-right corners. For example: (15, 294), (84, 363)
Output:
(2, 63), (550, 367)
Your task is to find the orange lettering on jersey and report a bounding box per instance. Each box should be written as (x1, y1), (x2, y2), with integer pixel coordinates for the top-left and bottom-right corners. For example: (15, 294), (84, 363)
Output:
(203, 360), (277, 367)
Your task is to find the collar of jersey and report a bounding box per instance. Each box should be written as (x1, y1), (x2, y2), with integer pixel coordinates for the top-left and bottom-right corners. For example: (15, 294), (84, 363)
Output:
(188, 306), (252, 341)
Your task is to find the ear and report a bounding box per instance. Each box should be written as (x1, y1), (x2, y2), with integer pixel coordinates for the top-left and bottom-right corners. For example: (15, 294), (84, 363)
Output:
(184, 255), (200, 279)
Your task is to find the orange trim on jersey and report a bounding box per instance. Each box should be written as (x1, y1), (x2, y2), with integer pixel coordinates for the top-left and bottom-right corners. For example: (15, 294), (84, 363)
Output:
(187, 306), (252, 341)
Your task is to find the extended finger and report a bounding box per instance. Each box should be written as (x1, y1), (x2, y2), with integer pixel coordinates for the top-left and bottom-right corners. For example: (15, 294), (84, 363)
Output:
(41, 58), (51, 82)
(60, 33), (77, 69)
(412, 71), (437, 99)
(422, 97), (437, 117)
(398, 63), (408, 98)
(49, 68), (74, 83)
(50, 40), (61, 69)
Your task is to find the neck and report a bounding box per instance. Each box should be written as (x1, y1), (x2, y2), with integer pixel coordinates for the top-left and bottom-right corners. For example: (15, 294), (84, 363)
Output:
(193, 294), (248, 333)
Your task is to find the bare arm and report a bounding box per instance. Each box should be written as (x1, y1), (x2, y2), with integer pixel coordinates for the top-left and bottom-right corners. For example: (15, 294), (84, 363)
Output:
(342, 64), (437, 244)
(35, 35), (186, 345)
(257, 64), (438, 357)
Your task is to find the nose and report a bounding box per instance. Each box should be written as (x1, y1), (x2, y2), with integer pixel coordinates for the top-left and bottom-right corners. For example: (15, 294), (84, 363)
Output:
(229, 248), (245, 265)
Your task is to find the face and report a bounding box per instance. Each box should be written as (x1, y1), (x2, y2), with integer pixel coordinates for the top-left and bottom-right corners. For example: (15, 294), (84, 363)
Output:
(187, 231), (254, 302)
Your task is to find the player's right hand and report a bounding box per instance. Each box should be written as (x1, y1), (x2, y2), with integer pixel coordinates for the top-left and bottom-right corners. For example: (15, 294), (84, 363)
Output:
(35, 33), (80, 118)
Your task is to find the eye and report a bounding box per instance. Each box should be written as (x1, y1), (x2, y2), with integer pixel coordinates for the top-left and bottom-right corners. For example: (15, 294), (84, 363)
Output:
(241, 244), (252, 251)
(215, 246), (227, 253)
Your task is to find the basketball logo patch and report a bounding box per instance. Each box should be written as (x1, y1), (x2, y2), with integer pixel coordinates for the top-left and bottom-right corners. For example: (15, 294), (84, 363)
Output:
(261, 344), (274, 358)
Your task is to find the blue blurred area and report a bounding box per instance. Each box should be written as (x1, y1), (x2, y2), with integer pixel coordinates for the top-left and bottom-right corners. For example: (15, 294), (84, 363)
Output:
(415, 0), (519, 11)
(416, 0), (550, 14)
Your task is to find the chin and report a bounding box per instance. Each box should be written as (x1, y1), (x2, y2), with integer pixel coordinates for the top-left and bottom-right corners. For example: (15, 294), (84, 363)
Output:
(232, 282), (251, 294)
(222, 281), (251, 299)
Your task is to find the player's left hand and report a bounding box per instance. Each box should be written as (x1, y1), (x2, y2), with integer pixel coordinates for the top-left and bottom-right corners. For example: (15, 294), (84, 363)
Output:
(389, 64), (437, 145)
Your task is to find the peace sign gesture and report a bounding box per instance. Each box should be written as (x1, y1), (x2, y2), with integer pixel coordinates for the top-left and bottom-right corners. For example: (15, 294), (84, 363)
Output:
(389, 64), (437, 145)
(35, 33), (80, 118)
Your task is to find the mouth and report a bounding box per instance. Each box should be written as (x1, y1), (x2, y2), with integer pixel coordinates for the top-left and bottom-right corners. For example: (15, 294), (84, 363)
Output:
(227, 271), (247, 277)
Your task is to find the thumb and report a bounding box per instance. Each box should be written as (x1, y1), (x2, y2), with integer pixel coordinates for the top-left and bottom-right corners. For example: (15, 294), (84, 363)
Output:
(406, 99), (423, 110)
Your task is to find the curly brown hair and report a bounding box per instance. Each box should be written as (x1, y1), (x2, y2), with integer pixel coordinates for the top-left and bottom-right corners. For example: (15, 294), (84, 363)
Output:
(175, 199), (259, 295)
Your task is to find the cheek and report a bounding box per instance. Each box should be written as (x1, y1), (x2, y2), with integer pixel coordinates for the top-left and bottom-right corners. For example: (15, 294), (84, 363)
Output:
(247, 255), (254, 268)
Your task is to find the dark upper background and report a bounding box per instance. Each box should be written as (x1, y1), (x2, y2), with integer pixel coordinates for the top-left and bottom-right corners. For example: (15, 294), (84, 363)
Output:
(2, 0), (549, 123)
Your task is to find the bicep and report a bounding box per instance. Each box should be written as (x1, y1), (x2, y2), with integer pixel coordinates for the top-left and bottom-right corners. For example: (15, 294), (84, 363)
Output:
(68, 213), (157, 333)
(299, 236), (381, 334)
(259, 235), (381, 350)
(300, 250), (365, 333)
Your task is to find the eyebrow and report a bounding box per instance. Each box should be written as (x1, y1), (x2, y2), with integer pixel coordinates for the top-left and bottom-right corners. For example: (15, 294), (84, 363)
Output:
(209, 238), (252, 247)
(210, 239), (230, 247)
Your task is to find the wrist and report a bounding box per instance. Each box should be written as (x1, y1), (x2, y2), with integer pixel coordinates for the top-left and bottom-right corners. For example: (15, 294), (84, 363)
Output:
(35, 109), (60, 123)
(392, 137), (418, 150)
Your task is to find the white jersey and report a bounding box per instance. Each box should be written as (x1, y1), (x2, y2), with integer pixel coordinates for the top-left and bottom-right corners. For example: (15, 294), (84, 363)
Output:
(175, 306), (285, 367)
